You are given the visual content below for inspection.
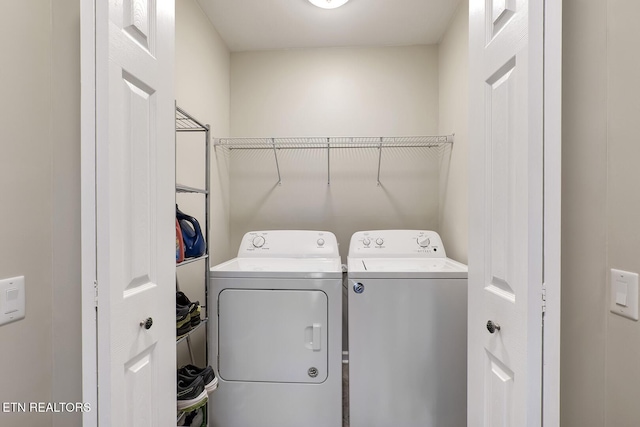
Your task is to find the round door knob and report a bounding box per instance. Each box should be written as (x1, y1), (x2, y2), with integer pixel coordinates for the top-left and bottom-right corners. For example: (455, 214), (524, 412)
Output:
(140, 317), (153, 330)
(486, 320), (501, 334)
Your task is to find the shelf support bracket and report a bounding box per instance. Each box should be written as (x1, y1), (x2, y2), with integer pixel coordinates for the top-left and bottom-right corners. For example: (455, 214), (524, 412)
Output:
(327, 138), (331, 185)
(272, 138), (282, 185)
(376, 138), (383, 186)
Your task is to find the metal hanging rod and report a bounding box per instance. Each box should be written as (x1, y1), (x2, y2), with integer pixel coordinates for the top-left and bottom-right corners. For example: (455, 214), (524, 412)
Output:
(215, 135), (454, 186)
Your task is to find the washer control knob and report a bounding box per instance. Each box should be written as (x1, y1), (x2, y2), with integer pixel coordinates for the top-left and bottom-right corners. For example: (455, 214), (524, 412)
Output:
(252, 236), (266, 248)
(417, 237), (431, 248)
(375, 238), (384, 246)
(317, 238), (325, 247)
(362, 238), (371, 247)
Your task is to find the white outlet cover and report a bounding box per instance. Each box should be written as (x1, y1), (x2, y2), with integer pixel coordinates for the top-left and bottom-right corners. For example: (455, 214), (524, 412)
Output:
(0, 276), (25, 326)
(610, 269), (639, 321)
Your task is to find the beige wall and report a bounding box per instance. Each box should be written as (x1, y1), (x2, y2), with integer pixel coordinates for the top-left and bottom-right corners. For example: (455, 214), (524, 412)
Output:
(230, 46), (438, 137)
(438, 0), (468, 264)
(176, 0), (232, 263)
(6, 2), (640, 426)
(605, 0), (640, 425)
(0, 2), (54, 426)
(176, 0), (231, 366)
(51, 0), (82, 426)
(228, 46), (441, 259)
(561, 0), (608, 426)
(1, 1), (82, 426)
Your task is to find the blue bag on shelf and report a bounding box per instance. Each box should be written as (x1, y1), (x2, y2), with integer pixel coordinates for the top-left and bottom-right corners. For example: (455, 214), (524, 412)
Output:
(176, 204), (206, 259)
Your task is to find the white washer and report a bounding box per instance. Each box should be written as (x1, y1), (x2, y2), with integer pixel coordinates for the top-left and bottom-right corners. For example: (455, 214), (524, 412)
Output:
(347, 230), (468, 427)
(209, 230), (342, 427)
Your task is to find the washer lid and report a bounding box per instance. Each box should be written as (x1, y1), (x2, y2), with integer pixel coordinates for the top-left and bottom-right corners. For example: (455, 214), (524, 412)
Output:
(210, 257), (343, 279)
(347, 257), (468, 279)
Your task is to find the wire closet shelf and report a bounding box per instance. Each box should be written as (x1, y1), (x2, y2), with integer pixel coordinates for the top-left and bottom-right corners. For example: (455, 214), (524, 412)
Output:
(215, 135), (453, 149)
(176, 106), (209, 132)
(214, 135), (454, 186)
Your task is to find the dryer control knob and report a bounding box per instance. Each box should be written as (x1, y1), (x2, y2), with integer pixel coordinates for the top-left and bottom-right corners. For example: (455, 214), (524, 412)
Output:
(317, 238), (325, 246)
(362, 238), (371, 247)
(252, 236), (266, 248)
(417, 237), (431, 248)
(375, 238), (384, 246)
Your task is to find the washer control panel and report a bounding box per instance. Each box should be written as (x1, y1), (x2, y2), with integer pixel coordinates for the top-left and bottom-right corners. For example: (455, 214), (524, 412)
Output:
(348, 230), (446, 258)
(239, 230), (339, 258)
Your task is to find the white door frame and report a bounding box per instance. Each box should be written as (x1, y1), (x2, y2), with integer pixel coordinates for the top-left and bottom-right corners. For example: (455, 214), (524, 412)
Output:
(80, 0), (99, 424)
(543, 0), (562, 424)
(79, 0), (561, 425)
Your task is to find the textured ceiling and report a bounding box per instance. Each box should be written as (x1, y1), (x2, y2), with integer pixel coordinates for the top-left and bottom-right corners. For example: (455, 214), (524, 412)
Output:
(197, 0), (462, 52)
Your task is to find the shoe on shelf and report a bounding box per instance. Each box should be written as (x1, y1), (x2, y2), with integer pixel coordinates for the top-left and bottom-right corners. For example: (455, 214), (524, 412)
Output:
(176, 291), (202, 327)
(177, 375), (208, 413)
(181, 407), (204, 427)
(178, 364), (219, 395)
(176, 304), (192, 338)
(188, 407), (204, 427)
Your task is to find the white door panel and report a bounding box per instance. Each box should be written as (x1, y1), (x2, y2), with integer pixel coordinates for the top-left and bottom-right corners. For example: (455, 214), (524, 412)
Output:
(84, 0), (175, 425)
(469, 0), (551, 425)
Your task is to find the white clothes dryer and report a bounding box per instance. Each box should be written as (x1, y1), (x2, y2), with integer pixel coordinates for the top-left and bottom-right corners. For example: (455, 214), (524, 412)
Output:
(347, 230), (468, 427)
(209, 230), (342, 427)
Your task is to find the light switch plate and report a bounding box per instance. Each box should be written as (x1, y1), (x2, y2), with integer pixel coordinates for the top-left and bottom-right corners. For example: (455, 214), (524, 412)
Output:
(0, 276), (25, 326)
(610, 269), (639, 321)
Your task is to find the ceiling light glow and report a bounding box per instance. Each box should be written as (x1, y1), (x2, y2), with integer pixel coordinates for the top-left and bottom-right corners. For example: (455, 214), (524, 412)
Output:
(308, 0), (350, 9)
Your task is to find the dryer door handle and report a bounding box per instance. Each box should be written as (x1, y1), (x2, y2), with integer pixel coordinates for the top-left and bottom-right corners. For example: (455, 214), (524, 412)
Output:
(305, 323), (322, 351)
(312, 323), (321, 351)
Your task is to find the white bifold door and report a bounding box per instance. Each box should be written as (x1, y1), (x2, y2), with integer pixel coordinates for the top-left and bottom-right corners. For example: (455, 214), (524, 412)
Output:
(468, 0), (561, 426)
(82, 0), (176, 425)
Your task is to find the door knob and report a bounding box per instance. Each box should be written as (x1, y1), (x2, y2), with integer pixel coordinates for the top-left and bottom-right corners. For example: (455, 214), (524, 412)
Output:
(486, 320), (500, 334)
(140, 317), (153, 330)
